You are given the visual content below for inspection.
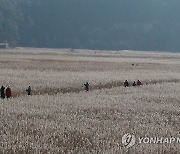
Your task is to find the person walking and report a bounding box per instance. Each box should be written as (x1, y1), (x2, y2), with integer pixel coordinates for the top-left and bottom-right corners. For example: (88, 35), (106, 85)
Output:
(137, 80), (142, 86)
(0, 85), (5, 99)
(84, 82), (90, 92)
(132, 81), (136, 86)
(6, 86), (12, 99)
(26, 86), (32, 95)
(124, 80), (129, 87)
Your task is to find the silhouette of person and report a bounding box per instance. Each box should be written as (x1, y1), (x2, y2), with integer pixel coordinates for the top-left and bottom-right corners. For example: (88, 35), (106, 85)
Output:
(26, 86), (32, 95)
(1, 85), (5, 99)
(84, 82), (89, 91)
(6, 86), (12, 99)
(132, 81), (136, 86)
(124, 80), (129, 87)
(137, 80), (142, 86)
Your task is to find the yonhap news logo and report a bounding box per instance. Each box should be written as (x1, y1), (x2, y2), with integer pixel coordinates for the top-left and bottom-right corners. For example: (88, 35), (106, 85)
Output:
(122, 133), (180, 148)
(122, 133), (136, 148)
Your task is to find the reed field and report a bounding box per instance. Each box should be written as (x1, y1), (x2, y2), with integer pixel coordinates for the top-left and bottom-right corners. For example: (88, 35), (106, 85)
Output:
(0, 48), (180, 154)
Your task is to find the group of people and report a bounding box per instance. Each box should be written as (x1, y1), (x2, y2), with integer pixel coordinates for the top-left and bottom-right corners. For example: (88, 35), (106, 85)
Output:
(0, 85), (32, 100)
(0, 86), (12, 99)
(124, 80), (142, 87)
(84, 80), (142, 92)
(1, 80), (142, 99)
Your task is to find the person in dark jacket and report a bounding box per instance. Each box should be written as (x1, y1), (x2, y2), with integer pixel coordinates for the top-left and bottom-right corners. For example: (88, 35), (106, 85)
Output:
(137, 80), (142, 86)
(1, 85), (5, 99)
(132, 81), (136, 86)
(26, 86), (32, 95)
(6, 86), (12, 99)
(84, 82), (89, 91)
(124, 80), (129, 87)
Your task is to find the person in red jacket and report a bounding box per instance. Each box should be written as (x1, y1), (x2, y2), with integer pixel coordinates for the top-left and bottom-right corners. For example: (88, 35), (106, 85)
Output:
(137, 80), (142, 86)
(6, 86), (12, 99)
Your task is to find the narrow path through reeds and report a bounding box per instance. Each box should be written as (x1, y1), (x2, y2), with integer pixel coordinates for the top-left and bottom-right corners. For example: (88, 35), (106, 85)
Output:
(11, 78), (180, 98)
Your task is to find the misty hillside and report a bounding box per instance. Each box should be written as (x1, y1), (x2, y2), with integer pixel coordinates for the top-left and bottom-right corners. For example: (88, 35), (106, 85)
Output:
(1, 0), (180, 51)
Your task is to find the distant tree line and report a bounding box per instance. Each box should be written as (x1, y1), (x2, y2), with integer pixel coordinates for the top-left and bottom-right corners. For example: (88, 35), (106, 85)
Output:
(1, 0), (180, 51)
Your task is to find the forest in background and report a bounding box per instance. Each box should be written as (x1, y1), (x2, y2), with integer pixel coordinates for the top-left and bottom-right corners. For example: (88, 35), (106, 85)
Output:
(1, 0), (180, 51)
